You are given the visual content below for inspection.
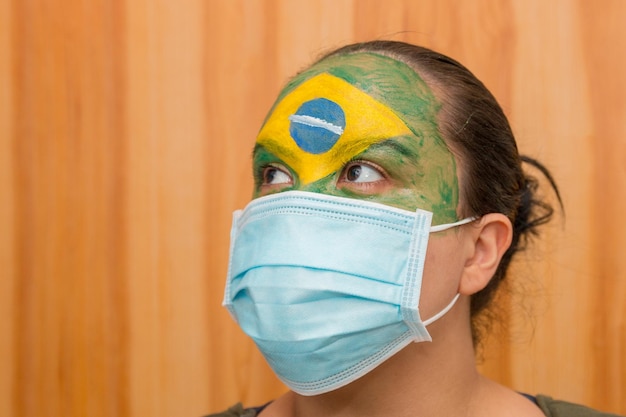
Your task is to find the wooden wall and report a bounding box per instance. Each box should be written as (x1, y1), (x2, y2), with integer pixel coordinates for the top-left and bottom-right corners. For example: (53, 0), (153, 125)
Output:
(1, 1), (625, 416)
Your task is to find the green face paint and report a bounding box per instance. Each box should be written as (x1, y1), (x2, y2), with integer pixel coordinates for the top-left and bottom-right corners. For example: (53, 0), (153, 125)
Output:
(253, 52), (459, 224)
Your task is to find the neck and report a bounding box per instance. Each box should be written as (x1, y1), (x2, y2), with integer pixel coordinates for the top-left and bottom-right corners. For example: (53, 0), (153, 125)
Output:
(269, 298), (485, 417)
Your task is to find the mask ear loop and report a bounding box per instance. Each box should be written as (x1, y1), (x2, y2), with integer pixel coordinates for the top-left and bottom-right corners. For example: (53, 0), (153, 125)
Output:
(422, 293), (461, 326)
(429, 216), (477, 233)
(421, 216), (477, 327)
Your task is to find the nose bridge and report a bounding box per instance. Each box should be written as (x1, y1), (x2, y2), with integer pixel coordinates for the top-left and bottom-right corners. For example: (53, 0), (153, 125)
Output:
(296, 176), (335, 195)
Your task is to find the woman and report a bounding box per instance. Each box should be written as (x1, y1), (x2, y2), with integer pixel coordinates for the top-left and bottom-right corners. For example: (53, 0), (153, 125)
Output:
(212, 41), (620, 417)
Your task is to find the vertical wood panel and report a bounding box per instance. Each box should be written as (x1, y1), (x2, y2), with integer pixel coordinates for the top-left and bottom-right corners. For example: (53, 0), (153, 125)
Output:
(506, 0), (595, 403)
(580, 0), (626, 407)
(204, 0), (281, 406)
(9, 1), (128, 416)
(1, 1), (625, 416)
(0, 0), (15, 413)
(125, 1), (210, 416)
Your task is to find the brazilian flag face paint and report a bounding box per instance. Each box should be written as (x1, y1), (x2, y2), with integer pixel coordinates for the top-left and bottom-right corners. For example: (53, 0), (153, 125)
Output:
(257, 73), (413, 184)
(254, 53), (460, 224)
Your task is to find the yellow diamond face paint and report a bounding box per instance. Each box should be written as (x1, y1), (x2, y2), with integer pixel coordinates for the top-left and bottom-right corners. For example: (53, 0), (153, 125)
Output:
(256, 73), (413, 184)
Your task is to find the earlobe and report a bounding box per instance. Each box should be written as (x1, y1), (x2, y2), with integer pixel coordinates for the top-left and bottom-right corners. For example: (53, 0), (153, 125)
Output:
(458, 213), (513, 295)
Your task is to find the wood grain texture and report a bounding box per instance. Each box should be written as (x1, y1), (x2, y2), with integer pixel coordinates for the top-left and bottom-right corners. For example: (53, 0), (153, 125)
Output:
(0, 0), (15, 414)
(9, 1), (129, 416)
(1, 1), (625, 416)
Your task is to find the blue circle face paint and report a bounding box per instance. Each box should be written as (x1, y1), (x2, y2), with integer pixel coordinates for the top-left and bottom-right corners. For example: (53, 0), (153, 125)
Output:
(289, 98), (346, 154)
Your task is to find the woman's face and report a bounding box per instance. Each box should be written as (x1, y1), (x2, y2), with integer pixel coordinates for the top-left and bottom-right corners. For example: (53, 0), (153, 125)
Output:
(251, 52), (469, 325)
(252, 53), (461, 226)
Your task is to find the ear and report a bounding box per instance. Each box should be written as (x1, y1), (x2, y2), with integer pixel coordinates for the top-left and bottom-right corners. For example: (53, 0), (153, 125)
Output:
(458, 213), (513, 295)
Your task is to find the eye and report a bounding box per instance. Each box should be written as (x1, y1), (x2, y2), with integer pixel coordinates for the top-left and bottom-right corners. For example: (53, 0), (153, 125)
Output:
(262, 165), (293, 185)
(342, 162), (384, 183)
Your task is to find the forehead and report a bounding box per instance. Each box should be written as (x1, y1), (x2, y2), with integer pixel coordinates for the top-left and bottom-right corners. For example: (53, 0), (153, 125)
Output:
(256, 53), (445, 184)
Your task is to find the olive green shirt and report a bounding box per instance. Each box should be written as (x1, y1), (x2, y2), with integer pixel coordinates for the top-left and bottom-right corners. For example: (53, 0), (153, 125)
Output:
(536, 395), (623, 417)
(206, 395), (623, 417)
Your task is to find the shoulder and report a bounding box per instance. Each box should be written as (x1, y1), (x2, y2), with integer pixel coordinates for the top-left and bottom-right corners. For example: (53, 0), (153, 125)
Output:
(204, 403), (263, 417)
(536, 395), (624, 417)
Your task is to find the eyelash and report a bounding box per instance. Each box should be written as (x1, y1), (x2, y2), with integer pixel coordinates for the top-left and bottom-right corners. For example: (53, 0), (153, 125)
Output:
(255, 164), (272, 186)
(340, 159), (387, 180)
(256, 163), (292, 185)
(254, 159), (388, 189)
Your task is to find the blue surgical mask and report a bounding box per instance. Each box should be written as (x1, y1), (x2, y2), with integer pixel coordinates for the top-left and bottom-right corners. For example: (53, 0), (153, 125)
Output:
(223, 191), (474, 396)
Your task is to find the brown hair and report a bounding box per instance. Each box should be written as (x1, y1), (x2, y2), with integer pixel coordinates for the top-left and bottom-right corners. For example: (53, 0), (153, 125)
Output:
(318, 40), (562, 343)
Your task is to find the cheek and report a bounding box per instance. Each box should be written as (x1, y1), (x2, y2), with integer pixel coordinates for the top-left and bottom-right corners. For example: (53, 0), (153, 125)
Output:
(418, 235), (466, 320)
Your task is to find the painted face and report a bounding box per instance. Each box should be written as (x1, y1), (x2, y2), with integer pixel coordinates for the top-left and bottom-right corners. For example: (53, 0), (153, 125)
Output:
(253, 53), (459, 224)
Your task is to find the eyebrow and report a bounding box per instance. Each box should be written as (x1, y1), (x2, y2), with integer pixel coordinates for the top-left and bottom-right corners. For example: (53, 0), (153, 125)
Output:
(253, 137), (415, 163)
(252, 141), (297, 162)
(251, 143), (263, 159)
(364, 138), (416, 158)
